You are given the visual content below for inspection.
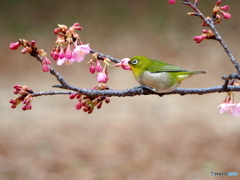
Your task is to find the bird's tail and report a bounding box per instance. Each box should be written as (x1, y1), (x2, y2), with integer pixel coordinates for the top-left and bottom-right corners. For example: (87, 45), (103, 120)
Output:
(191, 71), (206, 75)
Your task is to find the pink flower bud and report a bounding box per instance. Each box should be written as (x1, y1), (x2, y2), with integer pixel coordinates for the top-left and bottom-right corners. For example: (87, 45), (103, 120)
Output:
(216, 0), (221, 6)
(22, 103), (32, 111)
(73, 23), (83, 30)
(21, 47), (29, 54)
(54, 28), (60, 34)
(58, 47), (65, 59)
(76, 94), (81, 99)
(83, 106), (89, 112)
(105, 98), (110, 104)
(9, 42), (21, 50)
(44, 57), (51, 65)
(168, 0), (176, 4)
(220, 11), (231, 19)
(11, 104), (17, 109)
(220, 5), (229, 11)
(69, 94), (77, 99)
(9, 99), (16, 104)
(97, 101), (103, 109)
(95, 60), (102, 72)
(97, 72), (108, 83)
(89, 64), (96, 74)
(51, 49), (59, 60)
(193, 35), (207, 43)
(73, 22), (80, 27)
(30, 40), (36, 46)
(75, 101), (82, 110)
(202, 29), (209, 33)
(13, 84), (22, 91)
(42, 63), (50, 72)
(65, 45), (72, 59)
(41, 57), (51, 72)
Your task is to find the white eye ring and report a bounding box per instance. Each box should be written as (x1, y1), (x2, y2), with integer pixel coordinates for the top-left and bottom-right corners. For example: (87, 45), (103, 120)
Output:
(131, 59), (138, 65)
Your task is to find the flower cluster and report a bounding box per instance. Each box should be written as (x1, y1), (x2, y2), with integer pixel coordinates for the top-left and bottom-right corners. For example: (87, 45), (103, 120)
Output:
(187, 0), (231, 43)
(9, 85), (34, 111)
(88, 54), (110, 83)
(9, 39), (51, 72)
(218, 93), (240, 117)
(51, 23), (91, 65)
(69, 85), (110, 114)
(213, 0), (231, 20)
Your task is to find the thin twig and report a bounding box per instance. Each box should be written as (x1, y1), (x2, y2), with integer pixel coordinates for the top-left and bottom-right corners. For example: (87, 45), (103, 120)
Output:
(90, 50), (120, 63)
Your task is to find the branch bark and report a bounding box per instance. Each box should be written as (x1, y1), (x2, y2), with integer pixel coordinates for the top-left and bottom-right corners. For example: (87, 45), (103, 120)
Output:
(30, 85), (240, 99)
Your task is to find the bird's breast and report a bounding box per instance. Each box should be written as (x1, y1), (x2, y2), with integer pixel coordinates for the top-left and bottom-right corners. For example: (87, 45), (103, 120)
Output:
(137, 71), (178, 92)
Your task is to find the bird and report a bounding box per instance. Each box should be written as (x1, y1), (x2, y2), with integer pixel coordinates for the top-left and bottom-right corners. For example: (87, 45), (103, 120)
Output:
(128, 55), (206, 93)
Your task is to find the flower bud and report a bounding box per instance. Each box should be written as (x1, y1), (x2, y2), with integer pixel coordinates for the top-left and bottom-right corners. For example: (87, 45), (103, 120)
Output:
(95, 60), (103, 72)
(89, 64), (96, 74)
(97, 72), (108, 83)
(168, 0), (176, 4)
(220, 11), (231, 19)
(216, 0), (221, 6)
(220, 5), (229, 11)
(9, 42), (21, 50)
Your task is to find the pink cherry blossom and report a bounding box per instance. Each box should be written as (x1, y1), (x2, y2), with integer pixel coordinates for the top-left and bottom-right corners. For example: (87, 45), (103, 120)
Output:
(72, 44), (91, 62)
(217, 98), (240, 117)
(218, 102), (236, 114)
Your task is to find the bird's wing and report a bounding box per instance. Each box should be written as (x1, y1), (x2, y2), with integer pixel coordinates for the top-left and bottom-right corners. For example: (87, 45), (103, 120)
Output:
(147, 63), (188, 73)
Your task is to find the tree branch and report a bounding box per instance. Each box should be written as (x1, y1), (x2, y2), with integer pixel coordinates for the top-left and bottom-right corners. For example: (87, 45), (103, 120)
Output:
(29, 85), (240, 98)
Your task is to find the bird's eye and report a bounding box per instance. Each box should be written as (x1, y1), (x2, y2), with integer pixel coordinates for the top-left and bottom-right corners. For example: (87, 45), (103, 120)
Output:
(131, 59), (138, 65)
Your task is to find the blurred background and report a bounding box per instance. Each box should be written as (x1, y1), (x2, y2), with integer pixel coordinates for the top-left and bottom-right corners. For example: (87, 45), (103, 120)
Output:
(1, 0), (240, 179)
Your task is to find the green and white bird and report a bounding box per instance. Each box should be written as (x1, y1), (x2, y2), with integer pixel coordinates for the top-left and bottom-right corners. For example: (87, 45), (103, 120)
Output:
(128, 55), (206, 93)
